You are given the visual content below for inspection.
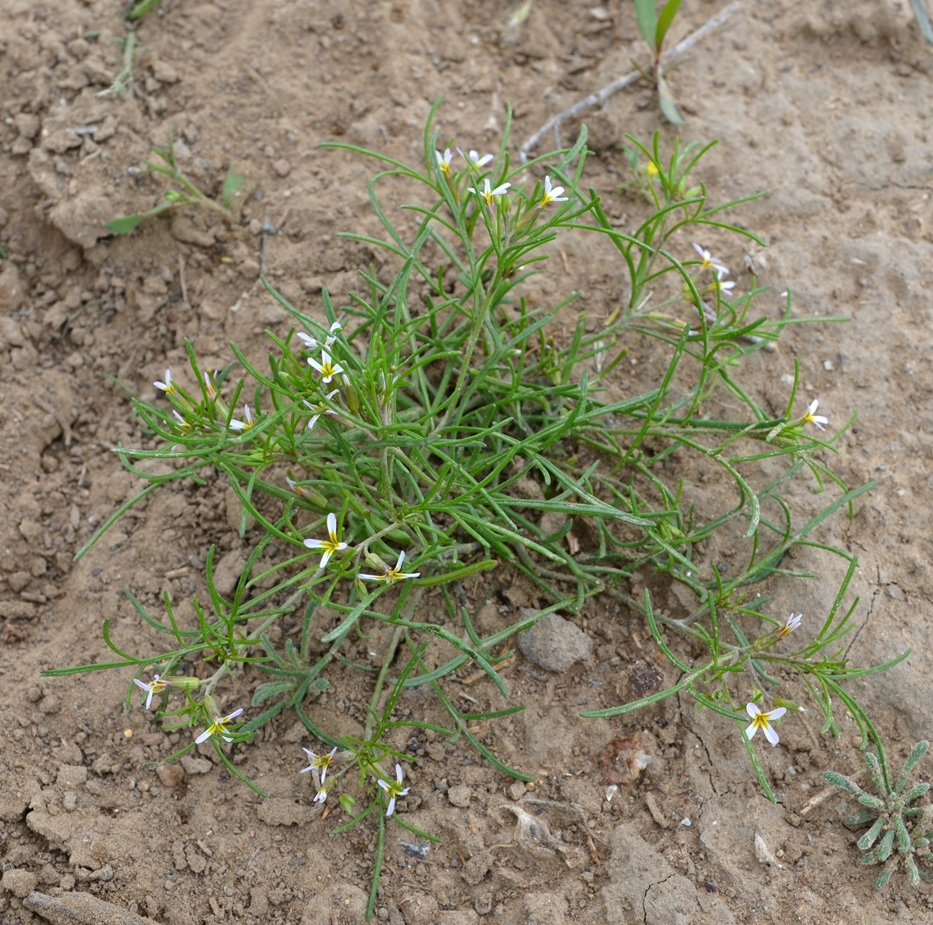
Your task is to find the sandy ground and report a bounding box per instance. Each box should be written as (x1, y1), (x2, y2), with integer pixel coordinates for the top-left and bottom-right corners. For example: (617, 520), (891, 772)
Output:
(2, 1), (933, 923)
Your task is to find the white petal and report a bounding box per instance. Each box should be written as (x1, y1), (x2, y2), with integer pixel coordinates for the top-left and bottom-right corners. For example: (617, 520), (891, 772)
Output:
(744, 722), (758, 741)
(745, 703), (760, 720)
(763, 724), (780, 747)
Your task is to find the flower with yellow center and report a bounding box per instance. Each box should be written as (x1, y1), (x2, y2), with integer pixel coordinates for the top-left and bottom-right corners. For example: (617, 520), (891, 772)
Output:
(803, 400), (828, 431)
(195, 707), (244, 745)
(468, 177), (511, 207)
(133, 673), (169, 710)
(692, 242), (728, 280)
(300, 746), (338, 784)
(229, 405), (255, 431)
(378, 763), (410, 817)
(359, 551), (420, 584)
(435, 148), (453, 177)
(459, 148), (493, 170)
(744, 703), (786, 747)
(303, 512), (349, 568)
(154, 369), (176, 395)
(776, 613), (802, 638)
(308, 350), (345, 385)
(539, 175), (568, 206)
(303, 390), (339, 431)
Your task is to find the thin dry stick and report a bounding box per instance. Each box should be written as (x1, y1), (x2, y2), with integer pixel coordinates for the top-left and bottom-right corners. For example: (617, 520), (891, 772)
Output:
(519, 0), (742, 162)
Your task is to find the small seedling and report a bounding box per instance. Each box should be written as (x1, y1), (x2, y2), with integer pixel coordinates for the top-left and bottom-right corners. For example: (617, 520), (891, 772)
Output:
(633, 0), (685, 124)
(825, 741), (933, 888)
(126, 0), (162, 20)
(107, 130), (244, 235)
(97, 30), (138, 99)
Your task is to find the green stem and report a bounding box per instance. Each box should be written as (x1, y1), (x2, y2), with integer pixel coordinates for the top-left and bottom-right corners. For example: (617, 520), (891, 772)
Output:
(364, 624), (405, 741)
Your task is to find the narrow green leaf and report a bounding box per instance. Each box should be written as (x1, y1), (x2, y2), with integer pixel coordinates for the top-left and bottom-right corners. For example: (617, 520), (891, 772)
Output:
(657, 73), (685, 126)
(634, 0), (658, 47)
(655, 0), (683, 49)
(126, 0), (161, 21)
(106, 213), (150, 235)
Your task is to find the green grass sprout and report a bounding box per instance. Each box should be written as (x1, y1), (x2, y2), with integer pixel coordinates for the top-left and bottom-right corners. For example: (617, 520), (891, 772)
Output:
(106, 128), (244, 235)
(634, 0), (686, 124)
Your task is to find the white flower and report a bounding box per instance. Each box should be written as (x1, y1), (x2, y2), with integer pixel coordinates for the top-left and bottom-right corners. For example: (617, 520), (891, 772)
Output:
(195, 707), (244, 745)
(776, 613), (803, 638)
(715, 279), (736, 295)
(303, 390), (339, 431)
(229, 405), (254, 431)
(804, 400), (828, 431)
(172, 410), (191, 431)
(540, 175), (568, 206)
(313, 787), (328, 805)
(359, 551), (420, 584)
(436, 147), (454, 177)
(154, 370), (175, 394)
(744, 703), (787, 747)
(303, 512), (349, 568)
(300, 746), (338, 784)
(308, 350), (345, 385)
(692, 242), (728, 280)
(378, 763), (410, 817)
(459, 147), (493, 170)
(298, 323), (340, 351)
(133, 674), (168, 710)
(468, 178), (511, 207)
(324, 322), (342, 348)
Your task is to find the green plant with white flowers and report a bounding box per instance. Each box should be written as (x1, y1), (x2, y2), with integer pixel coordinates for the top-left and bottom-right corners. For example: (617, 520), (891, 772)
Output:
(45, 103), (907, 915)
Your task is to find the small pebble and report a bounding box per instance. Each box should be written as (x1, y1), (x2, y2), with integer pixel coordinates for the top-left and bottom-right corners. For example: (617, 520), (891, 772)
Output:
(448, 784), (472, 808)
